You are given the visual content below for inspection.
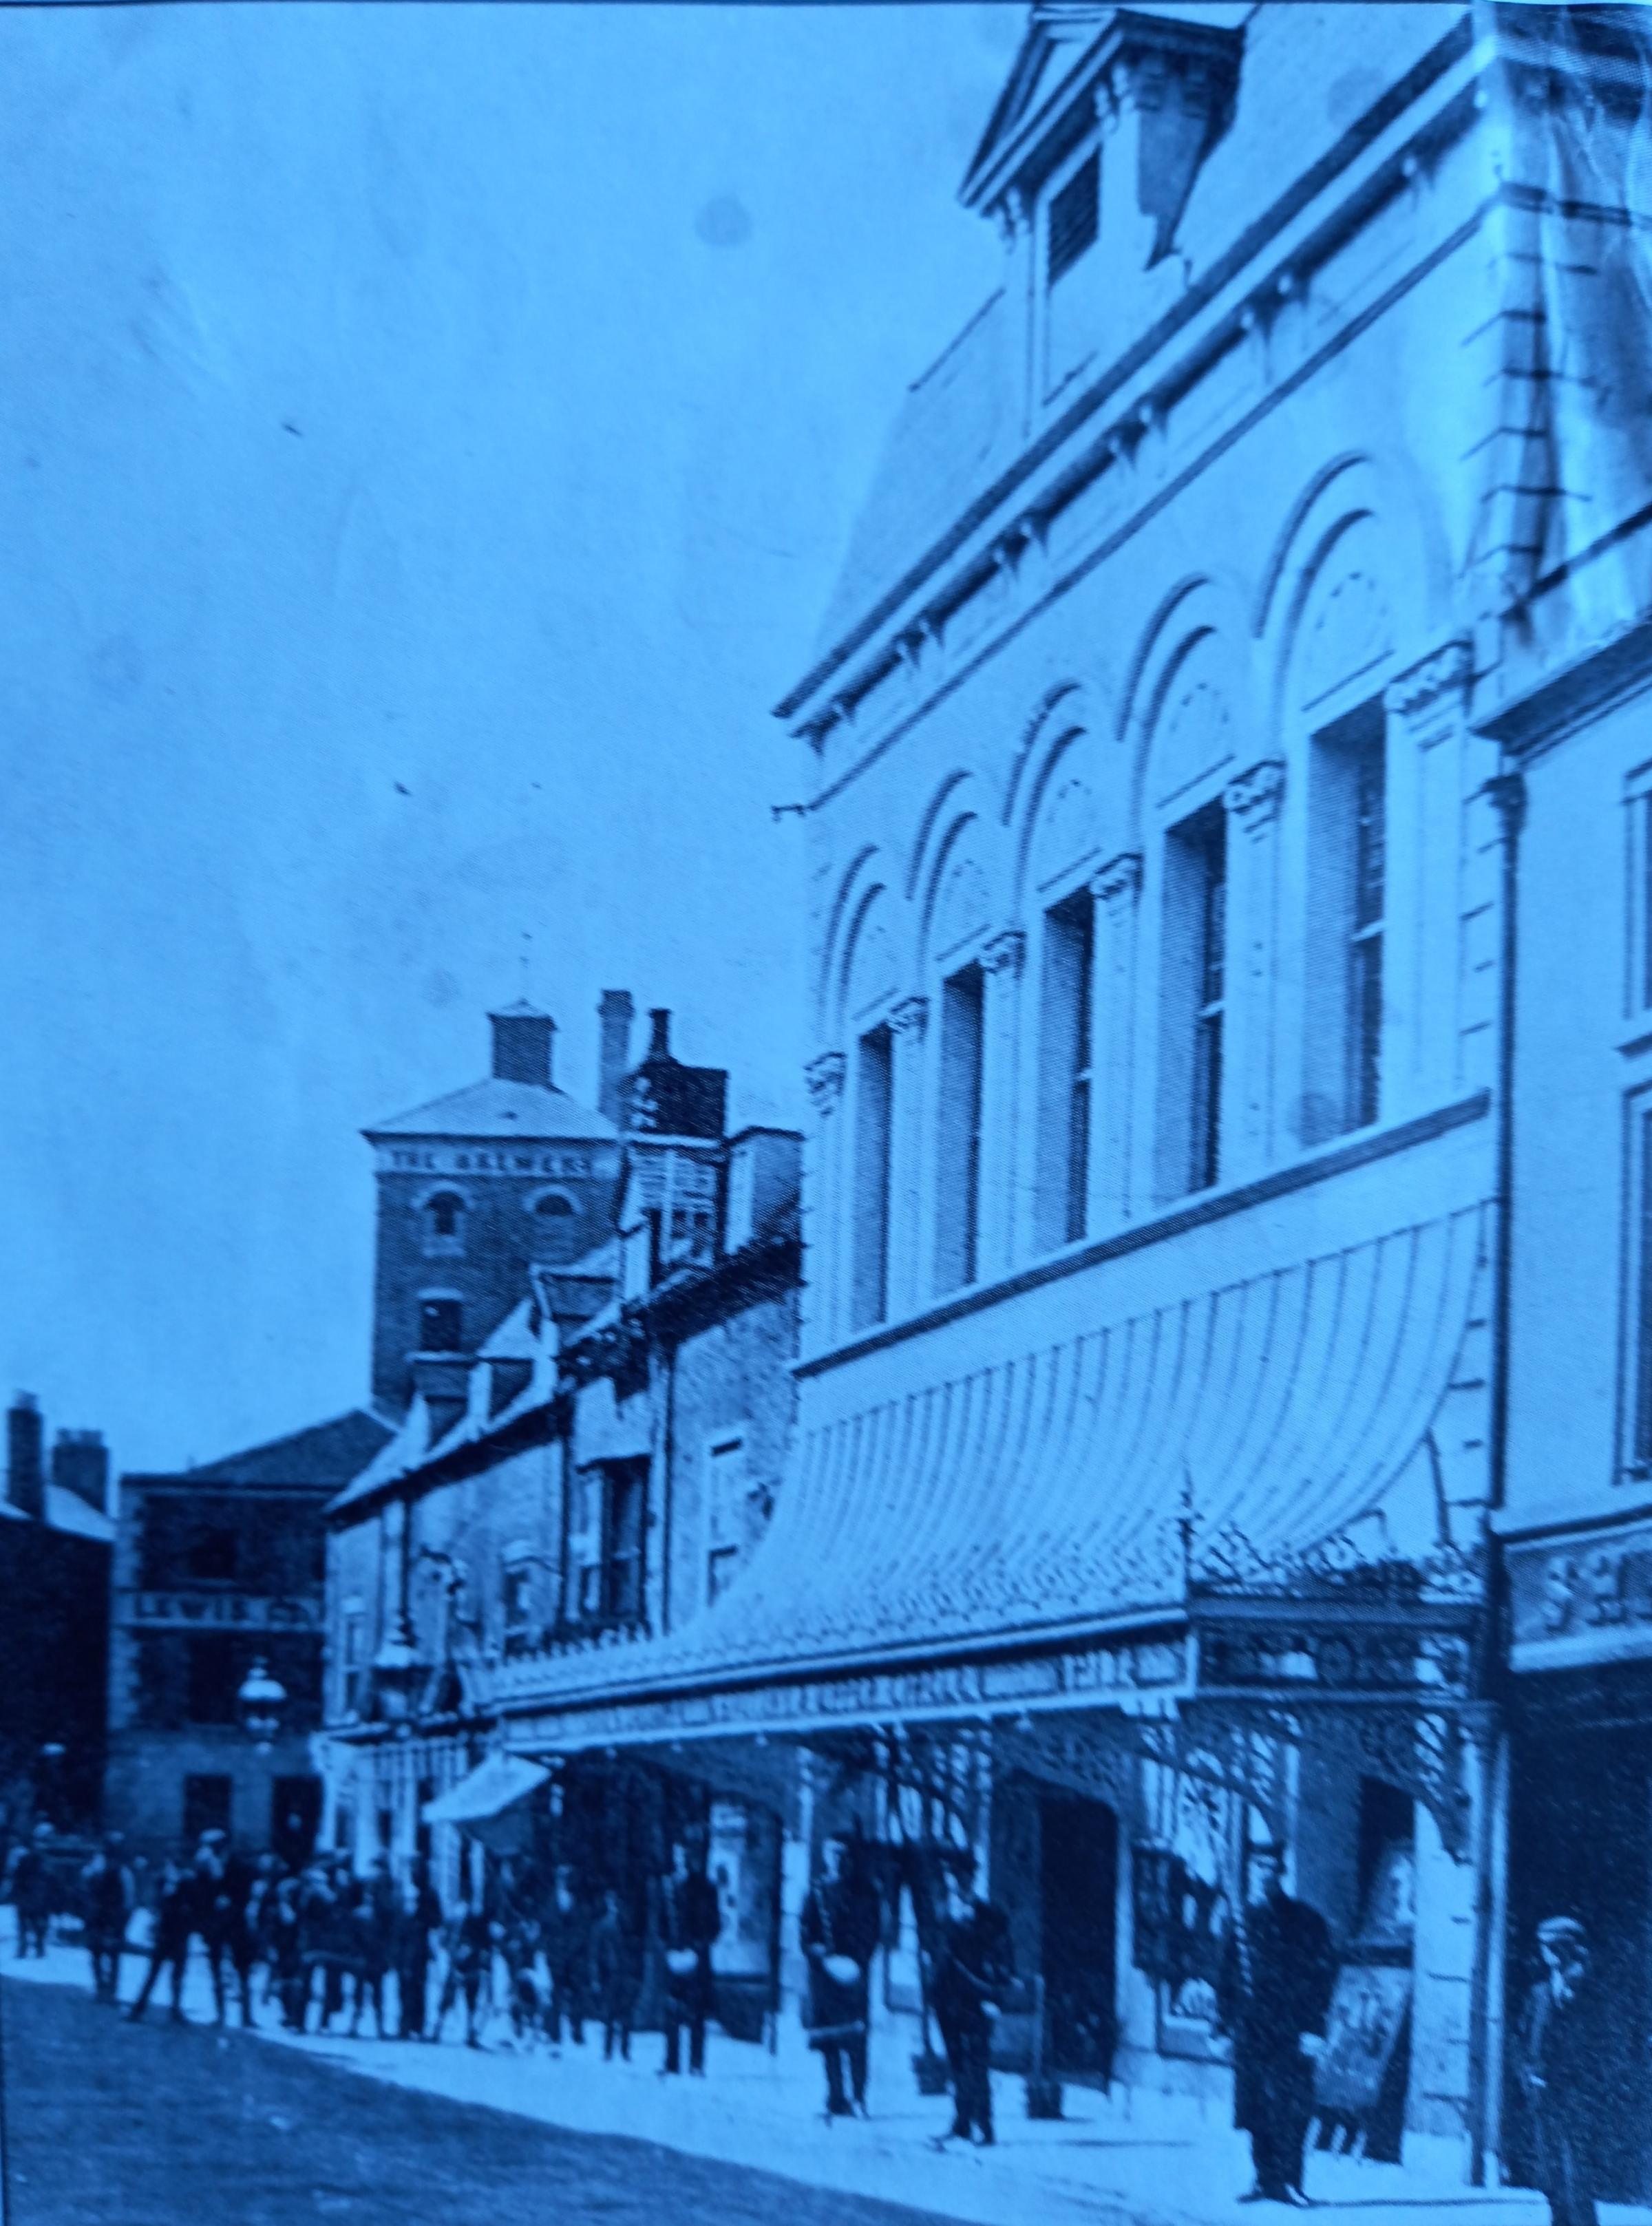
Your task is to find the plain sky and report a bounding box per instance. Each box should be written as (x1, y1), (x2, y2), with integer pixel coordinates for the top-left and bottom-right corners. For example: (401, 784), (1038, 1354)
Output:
(0, 1), (1014, 1471)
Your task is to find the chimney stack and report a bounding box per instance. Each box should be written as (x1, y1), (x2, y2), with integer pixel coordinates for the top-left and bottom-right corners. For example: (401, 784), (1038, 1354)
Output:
(598, 990), (635, 1123)
(489, 1002), (555, 1088)
(7, 1395), (44, 1520)
(52, 1429), (109, 1516)
(648, 1007), (671, 1059)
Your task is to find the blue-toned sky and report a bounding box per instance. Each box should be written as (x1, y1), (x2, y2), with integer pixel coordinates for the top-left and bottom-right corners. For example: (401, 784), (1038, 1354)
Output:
(0, 3), (1011, 1470)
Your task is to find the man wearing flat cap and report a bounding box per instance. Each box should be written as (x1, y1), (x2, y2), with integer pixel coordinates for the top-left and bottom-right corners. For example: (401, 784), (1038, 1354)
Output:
(1216, 1843), (1336, 2207)
(1518, 1916), (1600, 2226)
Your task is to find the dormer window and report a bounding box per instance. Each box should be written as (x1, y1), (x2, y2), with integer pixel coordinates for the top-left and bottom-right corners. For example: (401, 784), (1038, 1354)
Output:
(1047, 151), (1099, 286)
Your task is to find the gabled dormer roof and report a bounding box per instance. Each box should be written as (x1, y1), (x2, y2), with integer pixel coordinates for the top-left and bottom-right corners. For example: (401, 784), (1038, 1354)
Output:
(962, 3), (1246, 244)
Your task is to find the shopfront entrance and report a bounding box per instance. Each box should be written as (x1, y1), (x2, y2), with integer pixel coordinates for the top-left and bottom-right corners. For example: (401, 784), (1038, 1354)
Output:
(1506, 1706), (1652, 2205)
(1041, 1793), (1118, 2081)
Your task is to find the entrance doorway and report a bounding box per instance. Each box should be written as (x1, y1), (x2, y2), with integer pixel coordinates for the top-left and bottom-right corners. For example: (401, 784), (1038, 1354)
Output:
(1040, 1794), (1118, 2080)
(1506, 1720), (1652, 2204)
(271, 1775), (322, 1871)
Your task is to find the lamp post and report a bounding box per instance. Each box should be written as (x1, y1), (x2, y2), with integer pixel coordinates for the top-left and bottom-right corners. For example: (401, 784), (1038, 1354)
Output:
(237, 1658), (288, 1754)
(371, 1615), (423, 1732)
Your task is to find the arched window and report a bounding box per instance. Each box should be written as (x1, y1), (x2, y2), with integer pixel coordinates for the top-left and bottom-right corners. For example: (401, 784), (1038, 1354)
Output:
(426, 1190), (463, 1238)
(530, 1189), (577, 1220)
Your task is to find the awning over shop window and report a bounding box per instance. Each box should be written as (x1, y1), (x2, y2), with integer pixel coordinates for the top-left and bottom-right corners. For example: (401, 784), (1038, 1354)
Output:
(498, 1208), (1485, 1716)
(421, 1752), (549, 1851)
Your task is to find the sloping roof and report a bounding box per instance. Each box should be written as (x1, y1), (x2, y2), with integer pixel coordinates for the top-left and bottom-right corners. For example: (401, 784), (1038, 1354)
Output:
(177, 1409), (393, 1492)
(44, 1485), (115, 1543)
(814, 290), (1016, 661)
(494, 1209), (1485, 1719)
(365, 1078), (618, 1144)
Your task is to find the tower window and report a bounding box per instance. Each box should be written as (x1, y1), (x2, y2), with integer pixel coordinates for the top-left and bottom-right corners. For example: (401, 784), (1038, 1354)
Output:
(1048, 151), (1099, 286)
(426, 1191), (463, 1238)
(419, 1298), (463, 1353)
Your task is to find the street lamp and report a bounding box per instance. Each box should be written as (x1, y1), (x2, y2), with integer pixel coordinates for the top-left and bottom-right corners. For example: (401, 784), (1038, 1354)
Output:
(371, 1615), (423, 1731)
(237, 1657), (288, 1752)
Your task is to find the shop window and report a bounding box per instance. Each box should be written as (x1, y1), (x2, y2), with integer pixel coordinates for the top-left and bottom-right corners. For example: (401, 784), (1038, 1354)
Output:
(182, 1774), (232, 1845)
(419, 1297), (464, 1353)
(1038, 889), (1094, 1249)
(184, 1633), (239, 1725)
(851, 1025), (893, 1331)
(934, 962), (985, 1293)
(1304, 701), (1386, 1142)
(1158, 801), (1227, 1198)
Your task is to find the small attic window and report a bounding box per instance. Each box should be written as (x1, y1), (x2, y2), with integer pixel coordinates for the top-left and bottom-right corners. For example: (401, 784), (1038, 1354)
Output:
(1047, 151), (1099, 286)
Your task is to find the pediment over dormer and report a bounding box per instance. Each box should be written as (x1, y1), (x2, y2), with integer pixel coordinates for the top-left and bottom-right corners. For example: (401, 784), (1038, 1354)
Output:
(962, 4), (1245, 271)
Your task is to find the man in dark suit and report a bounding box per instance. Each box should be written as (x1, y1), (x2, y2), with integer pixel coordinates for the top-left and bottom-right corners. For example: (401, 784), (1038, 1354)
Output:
(929, 1848), (1015, 2147)
(1518, 1916), (1602, 2226)
(657, 1833), (721, 2077)
(543, 1863), (591, 2048)
(1216, 1844), (1337, 2207)
(801, 1833), (882, 2117)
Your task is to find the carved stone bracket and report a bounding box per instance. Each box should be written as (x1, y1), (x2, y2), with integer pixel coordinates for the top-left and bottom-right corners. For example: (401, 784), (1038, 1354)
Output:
(982, 929), (1026, 979)
(805, 1050), (846, 1112)
(1384, 639), (1472, 734)
(1092, 850), (1144, 908)
(1224, 759), (1286, 838)
(890, 994), (930, 1038)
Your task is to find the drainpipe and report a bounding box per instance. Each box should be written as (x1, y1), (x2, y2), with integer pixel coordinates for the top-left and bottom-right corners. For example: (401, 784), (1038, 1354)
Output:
(1466, 763), (1525, 2189)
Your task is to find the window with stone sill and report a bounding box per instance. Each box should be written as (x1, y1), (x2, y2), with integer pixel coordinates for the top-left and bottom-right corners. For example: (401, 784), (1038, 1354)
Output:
(851, 1024), (893, 1331)
(1626, 1085), (1652, 1477)
(1304, 701), (1386, 1145)
(1037, 887), (1095, 1251)
(1626, 762), (1652, 1017)
(1043, 143), (1103, 399)
(1158, 801), (1227, 1201)
(934, 962), (985, 1295)
(422, 1189), (467, 1258)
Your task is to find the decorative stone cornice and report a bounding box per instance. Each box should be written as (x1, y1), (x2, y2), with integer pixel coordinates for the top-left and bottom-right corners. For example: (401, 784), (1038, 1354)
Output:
(1384, 639), (1473, 724)
(1092, 851), (1144, 907)
(1224, 759), (1286, 838)
(805, 1051), (846, 1112)
(982, 929), (1026, 979)
(890, 995), (930, 1038)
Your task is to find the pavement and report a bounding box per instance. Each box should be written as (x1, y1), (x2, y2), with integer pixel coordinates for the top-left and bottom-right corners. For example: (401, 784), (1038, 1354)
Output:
(7, 1913), (1651, 2226)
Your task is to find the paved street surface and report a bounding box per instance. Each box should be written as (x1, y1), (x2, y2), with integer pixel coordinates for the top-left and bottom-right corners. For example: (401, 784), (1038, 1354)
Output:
(1, 1978), (956, 2226)
(7, 1929), (1652, 2226)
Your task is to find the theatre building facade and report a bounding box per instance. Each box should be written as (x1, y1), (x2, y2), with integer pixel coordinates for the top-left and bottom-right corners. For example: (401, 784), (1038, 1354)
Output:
(478, 1), (1652, 2183)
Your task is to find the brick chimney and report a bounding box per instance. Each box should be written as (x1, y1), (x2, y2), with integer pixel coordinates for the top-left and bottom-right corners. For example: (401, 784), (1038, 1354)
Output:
(52, 1430), (109, 1516)
(7, 1395), (45, 1520)
(489, 1001), (555, 1087)
(598, 990), (634, 1124)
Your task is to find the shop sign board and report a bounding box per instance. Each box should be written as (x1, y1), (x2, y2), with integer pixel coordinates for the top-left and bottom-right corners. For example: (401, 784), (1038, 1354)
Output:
(1508, 1518), (1652, 1671)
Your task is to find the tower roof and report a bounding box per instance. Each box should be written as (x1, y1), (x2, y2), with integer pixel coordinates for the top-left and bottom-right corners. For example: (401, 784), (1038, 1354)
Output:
(365, 1077), (618, 1145)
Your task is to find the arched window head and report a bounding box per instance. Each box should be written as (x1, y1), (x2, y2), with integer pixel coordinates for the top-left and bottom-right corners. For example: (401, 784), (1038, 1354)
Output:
(530, 1189), (576, 1220)
(426, 1191), (465, 1238)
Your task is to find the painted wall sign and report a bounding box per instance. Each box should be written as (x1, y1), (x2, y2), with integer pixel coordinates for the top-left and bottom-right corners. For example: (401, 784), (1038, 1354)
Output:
(127, 1591), (320, 1630)
(1508, 1518), (1652, 1671)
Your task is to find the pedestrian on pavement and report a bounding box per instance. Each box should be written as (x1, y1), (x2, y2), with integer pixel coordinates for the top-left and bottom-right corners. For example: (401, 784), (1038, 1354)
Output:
(927, 1848), (1013, 2148)
(348, 1856), (397, 2039)
(657, 1831), (721, 2078)
(590, 1886), (642, 2062)
(1518, 1916), (1603, 2226)
(297, 1861), (346, 2033)
(801, 1832), (882, 2118)
(9, 1823), (54, 1958)
(544, 1862), (591, 2048)
(1215, 1843), (1336, 2208)
(394, 1859), (443, 2041)
(267, 1875), (310, 2033)
(245, 1852), (285, 2013)
(81, 1834), (135, 2004)
(124, 1857), (194, 2024)
(434, 1897), (495, 2049)
(194, 1832), (258, 2028)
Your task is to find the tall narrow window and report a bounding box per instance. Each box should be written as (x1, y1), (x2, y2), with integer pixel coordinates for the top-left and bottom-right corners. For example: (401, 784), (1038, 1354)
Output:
(1159, 803), (1227, 1199)
(604, 1462), (646, 1624)
(1038, 891), (1094, 1249)
(1634, 1102), (1652, 1470)
(935, 964), (985, 1293)
(1306, 703), (1386, 1142)
(1047, 151), (1099, 286)
(419, 1297), (463, 1352)
(851, 1026), (893, 1330)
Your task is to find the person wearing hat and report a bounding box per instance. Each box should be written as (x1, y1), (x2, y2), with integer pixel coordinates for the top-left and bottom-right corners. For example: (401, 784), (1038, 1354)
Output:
(928, 1847), (1015, 2148)
(1215, 1843), (1336, 2207)
(656, 1832), (721, 2077)
(801, 1832), (882, 2117)
(1518, 1916), (1601, 2226)
(9, 1821), (54, 1958)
